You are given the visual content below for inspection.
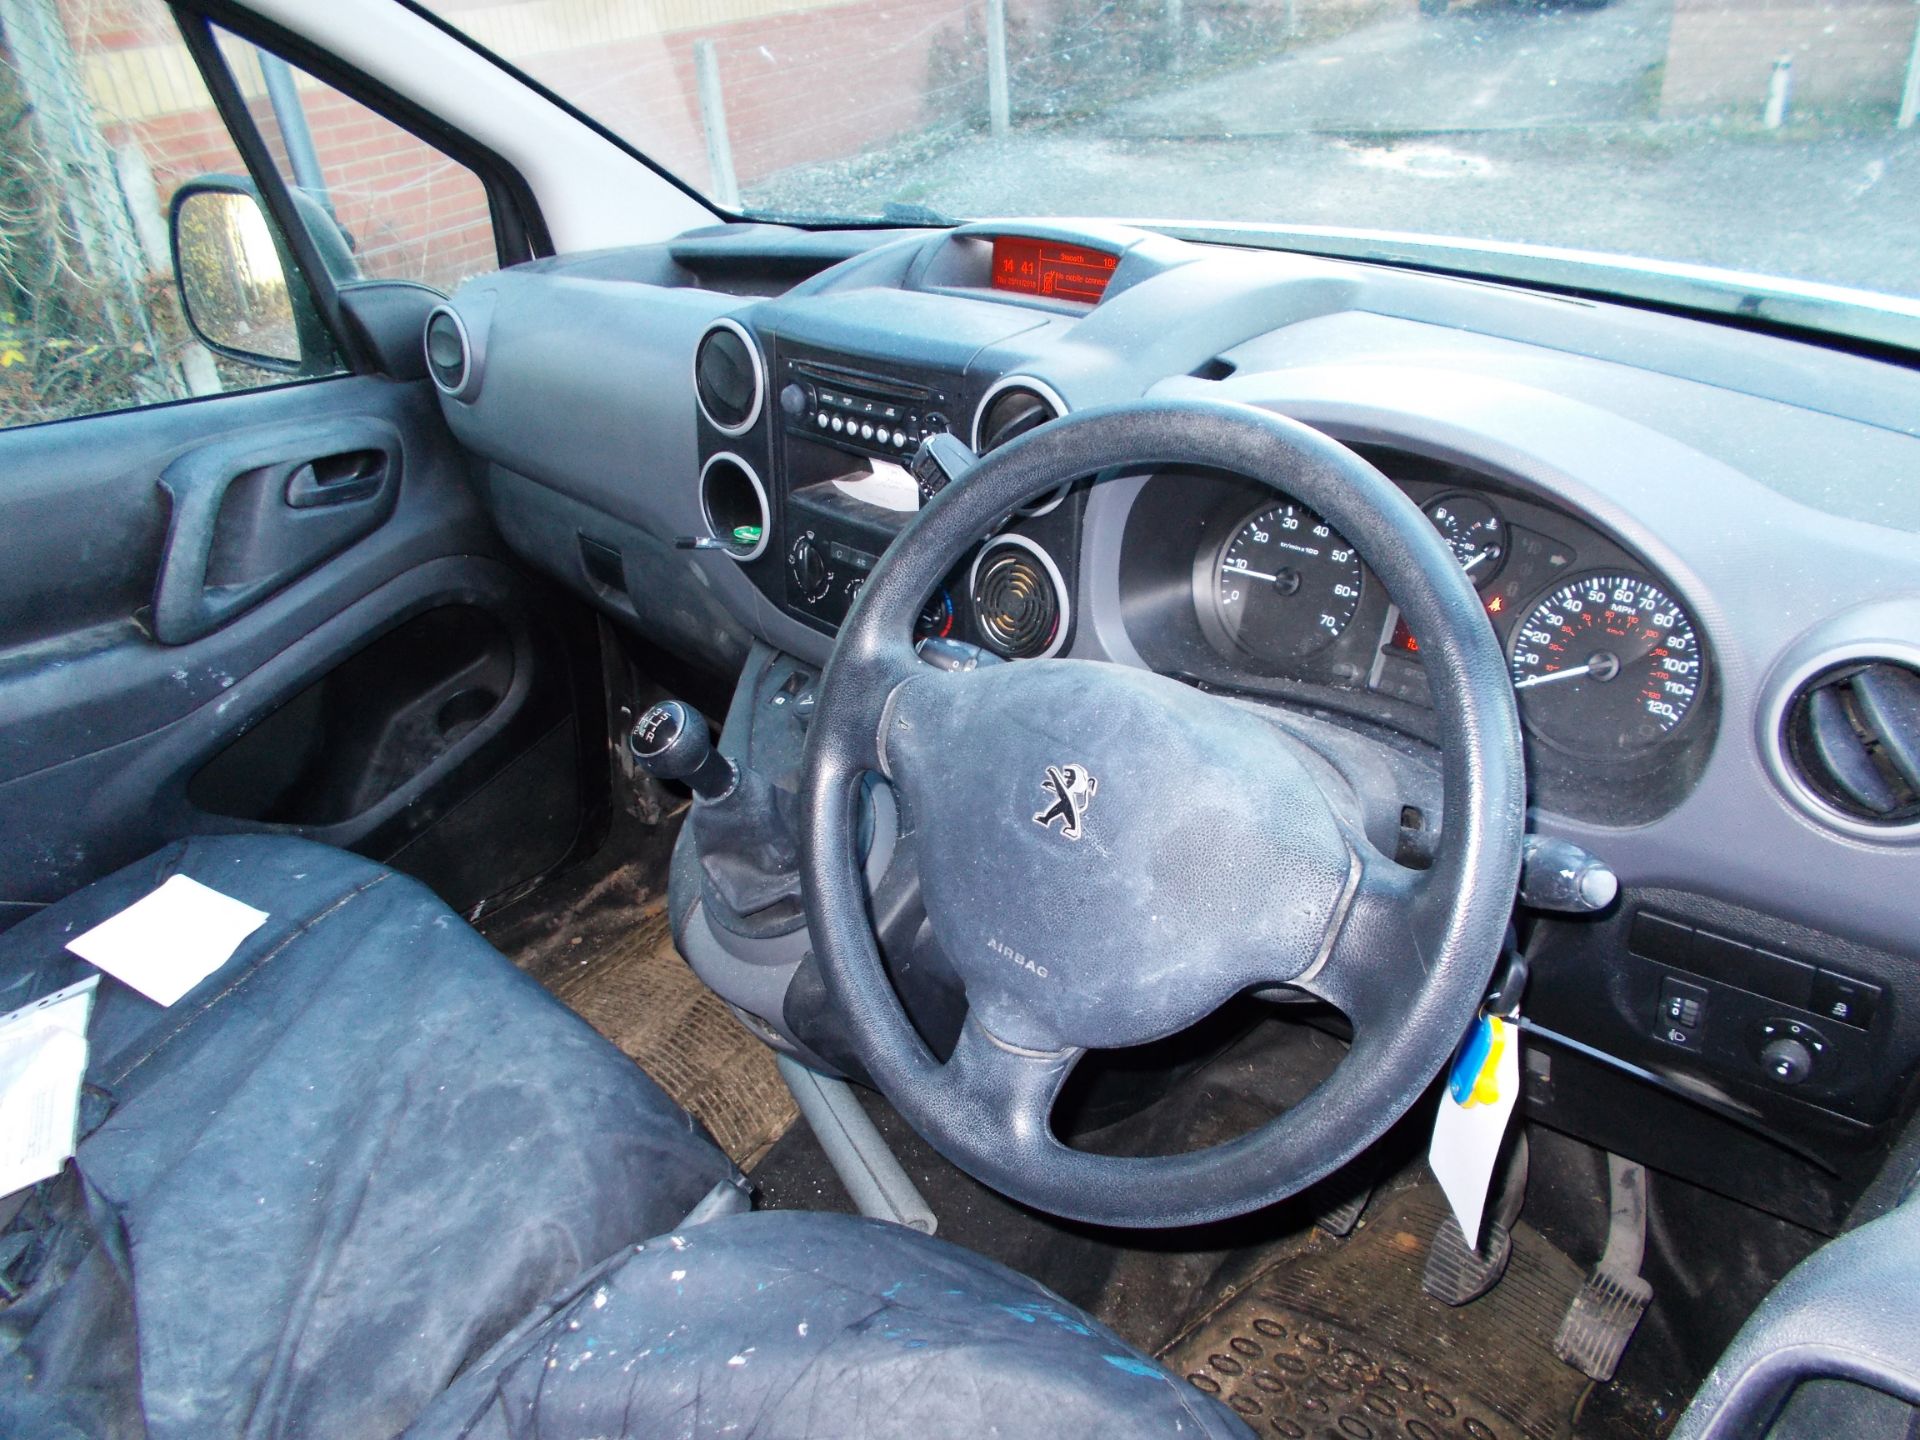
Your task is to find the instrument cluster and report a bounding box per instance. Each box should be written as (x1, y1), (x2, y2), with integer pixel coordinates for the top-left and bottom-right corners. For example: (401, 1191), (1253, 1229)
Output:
(1117, 448), (1718, 822)
(1196, 483), (1706, 760)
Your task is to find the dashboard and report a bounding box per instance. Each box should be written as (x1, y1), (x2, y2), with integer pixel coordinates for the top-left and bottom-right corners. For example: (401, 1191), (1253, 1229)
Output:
(427, 217), (1920, 1232)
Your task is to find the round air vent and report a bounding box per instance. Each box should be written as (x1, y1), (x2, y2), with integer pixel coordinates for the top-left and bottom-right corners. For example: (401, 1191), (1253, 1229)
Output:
(698, 452), (770, 562)
(694, 318), (765, 435)
(424, 304), (476, 400)
(969, 534), (1068, 659)
(1778, 657), (1920, 832)
(973, 376), (1069, 515)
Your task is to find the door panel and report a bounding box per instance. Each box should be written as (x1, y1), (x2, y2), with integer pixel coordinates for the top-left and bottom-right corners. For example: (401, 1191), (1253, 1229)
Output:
(151, 415), (402, 644)
(0, 374), (593, 926)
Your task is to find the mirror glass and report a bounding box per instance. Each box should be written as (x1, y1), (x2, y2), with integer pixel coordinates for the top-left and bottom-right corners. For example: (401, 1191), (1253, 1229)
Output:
(174, 189), (301, 365)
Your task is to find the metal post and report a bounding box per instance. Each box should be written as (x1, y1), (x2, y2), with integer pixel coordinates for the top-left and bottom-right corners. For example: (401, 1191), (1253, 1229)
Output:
(1763, 55), (1792, 129)
(113, 144), (221, 396)
(693, 39), (741, 210)
(985, 0), (1011, 136)
(1899, 3), (1920, 129)
(258, 51), (333, 219)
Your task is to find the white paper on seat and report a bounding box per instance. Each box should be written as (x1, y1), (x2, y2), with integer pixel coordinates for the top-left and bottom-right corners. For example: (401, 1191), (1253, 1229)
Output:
(65, 875), (269, 1007)
(0, 974), (99, 1197)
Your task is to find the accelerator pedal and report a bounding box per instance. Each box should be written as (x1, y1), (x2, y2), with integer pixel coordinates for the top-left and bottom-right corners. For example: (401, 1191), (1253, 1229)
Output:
(1423, 1130), (1529, 1306)
(1554, 1153), (1652, 1381)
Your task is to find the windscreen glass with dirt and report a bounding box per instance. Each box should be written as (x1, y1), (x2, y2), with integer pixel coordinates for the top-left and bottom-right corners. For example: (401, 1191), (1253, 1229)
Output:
(424, 0), (1917, 305)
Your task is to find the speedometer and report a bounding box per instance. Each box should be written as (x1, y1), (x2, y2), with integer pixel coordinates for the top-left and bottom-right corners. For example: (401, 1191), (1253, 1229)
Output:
(1211, 501), (1364, 662)
(1509, 573), (1704, 756)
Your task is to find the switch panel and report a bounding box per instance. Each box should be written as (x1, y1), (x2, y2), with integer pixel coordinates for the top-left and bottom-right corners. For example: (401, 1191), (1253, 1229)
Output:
(1809, 970), (1881, 1030)
(1654, 975), (1709, 1050)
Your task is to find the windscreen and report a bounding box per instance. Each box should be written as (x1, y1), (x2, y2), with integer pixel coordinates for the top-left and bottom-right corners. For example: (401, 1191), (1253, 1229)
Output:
(416, 0), (1919, 315)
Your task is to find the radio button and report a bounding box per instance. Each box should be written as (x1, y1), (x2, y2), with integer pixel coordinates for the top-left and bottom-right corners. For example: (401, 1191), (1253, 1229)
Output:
(830, 417), (845, 433)
(816, 413), (829, 428)
(860, 423), (875, 440)
(892, 430), (908, 448)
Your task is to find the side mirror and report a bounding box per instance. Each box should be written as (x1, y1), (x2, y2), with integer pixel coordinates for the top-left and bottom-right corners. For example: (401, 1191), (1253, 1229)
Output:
(168, 176), (353, 374)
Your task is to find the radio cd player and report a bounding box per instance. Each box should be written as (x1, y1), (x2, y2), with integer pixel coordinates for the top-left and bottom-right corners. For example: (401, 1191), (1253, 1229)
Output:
(777, 357), (954, 459)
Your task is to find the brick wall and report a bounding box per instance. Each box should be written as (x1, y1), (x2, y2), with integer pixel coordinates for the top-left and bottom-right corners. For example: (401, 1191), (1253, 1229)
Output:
(57, 0), (1469, 292)
(424, 0), (998, 190)
(1659, 0), (1917, 116)
(61, 0), (985, 288)
(234, 79), (500, 288)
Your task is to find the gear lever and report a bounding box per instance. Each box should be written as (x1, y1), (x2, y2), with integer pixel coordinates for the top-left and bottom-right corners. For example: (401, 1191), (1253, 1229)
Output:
(628, 700), (735, 800)
(628, 700), (801, 917)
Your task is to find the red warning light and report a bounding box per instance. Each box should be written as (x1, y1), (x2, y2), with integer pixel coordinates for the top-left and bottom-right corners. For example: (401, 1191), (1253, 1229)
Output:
(1488, 595), (1504, 614)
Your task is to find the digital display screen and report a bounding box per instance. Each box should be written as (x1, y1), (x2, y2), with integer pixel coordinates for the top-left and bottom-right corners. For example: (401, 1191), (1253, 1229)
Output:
(1388, 612), (1422, 656)
(990, 237), (1119, 303)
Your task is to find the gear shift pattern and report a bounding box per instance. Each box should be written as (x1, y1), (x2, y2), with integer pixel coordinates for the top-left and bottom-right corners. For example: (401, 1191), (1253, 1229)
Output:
(629, 701), (736, 800)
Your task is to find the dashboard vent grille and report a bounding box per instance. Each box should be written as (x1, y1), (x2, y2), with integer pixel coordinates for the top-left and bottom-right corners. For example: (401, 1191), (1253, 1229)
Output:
(971, 538), (1065, 659)
(694, 319), (764, 435)
(424, 306), (471, 398)
(974, 378), (1070, 517)
(1783, 660), (1920, 826)
(977, 384), (1059, 453)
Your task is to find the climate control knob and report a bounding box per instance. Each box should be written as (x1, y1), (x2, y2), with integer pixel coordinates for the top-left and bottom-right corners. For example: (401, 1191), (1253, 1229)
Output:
(788, 534), (831, 602)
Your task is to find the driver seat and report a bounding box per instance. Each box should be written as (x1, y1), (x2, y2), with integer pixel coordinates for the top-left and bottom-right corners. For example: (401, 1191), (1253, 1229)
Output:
(0, 837), (1245, 1440)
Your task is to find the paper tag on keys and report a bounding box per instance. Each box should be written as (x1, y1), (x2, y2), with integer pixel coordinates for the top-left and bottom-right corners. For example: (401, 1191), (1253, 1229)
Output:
(1428, 1014), (1521, 1253)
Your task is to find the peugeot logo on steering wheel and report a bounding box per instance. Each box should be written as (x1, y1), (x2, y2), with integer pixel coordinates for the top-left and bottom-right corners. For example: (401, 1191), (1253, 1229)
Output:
(1033, 765), (1097, 841)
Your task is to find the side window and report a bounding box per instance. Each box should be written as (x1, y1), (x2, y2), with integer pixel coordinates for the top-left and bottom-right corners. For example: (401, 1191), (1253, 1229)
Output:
(215, 29), (502, 294)
(0, 0), (339, 431)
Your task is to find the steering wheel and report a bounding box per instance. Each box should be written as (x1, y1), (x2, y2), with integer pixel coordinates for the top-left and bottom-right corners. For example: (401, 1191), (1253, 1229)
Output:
(800, 398), (1524, 1228)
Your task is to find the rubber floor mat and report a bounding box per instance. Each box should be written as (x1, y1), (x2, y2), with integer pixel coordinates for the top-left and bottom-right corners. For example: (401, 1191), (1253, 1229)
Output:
(544, 907), (798, 1170)
(1162, 1186), (1590, 1440)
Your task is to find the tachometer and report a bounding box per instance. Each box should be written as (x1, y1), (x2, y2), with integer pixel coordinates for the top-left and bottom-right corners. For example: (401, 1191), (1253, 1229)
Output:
(1509, 573), (1704, 755)
(1212, 502), (1364, 661)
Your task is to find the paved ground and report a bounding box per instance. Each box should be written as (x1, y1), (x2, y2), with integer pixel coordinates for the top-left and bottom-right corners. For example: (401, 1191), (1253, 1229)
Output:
(751, 0), (1920, 300)
(1113, 0), (1672, 135)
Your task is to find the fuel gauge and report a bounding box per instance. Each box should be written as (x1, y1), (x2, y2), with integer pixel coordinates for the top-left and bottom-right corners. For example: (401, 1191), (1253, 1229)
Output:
(1424, 493), (1507, 588)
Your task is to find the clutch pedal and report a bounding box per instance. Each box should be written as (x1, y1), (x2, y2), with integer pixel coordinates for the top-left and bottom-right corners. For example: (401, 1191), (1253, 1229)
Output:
(1314, 1179), (1374, 1237)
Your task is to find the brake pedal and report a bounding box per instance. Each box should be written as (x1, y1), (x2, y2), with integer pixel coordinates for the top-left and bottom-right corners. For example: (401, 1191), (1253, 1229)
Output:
(1423, 1129), (1528, 1306)
(1555, 1154), (1652, 1382)
(1423, 1211), (1513, 1305)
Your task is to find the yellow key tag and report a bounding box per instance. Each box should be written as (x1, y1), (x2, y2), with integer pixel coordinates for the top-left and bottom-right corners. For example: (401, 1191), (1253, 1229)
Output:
(1466, 1021), (1507, 1107)
(1429, 1016), (1522, 1251)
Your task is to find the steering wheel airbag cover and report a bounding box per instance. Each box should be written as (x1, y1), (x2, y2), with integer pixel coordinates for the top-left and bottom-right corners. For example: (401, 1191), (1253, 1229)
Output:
(884, 658), (1356, 1052)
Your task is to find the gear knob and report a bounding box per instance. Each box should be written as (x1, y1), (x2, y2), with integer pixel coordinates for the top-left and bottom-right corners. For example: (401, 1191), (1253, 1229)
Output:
(628, 700), (734, 801)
